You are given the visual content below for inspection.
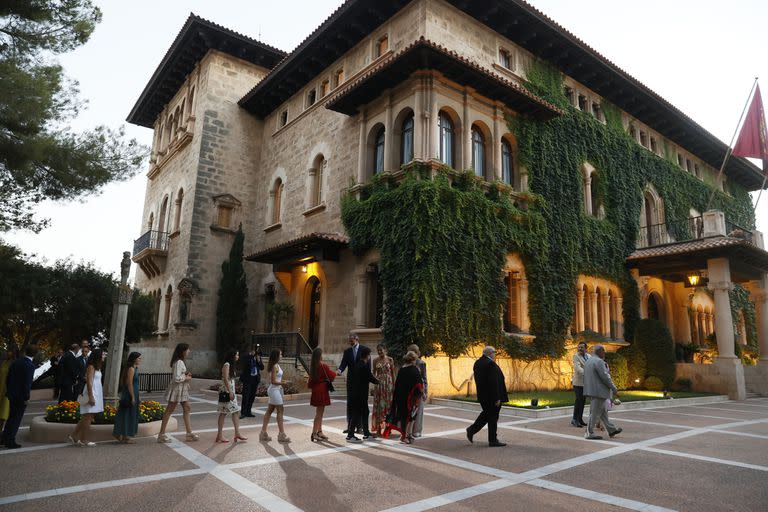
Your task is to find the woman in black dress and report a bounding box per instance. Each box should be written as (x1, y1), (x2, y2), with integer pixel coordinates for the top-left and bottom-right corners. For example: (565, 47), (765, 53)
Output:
(386, 350), (424, 444)
(346, 346), (379, 442)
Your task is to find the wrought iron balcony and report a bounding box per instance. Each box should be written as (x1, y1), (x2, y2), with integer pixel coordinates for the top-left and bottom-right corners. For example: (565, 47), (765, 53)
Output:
(132, 230), (169, 278)
(636, 216), (703, 248)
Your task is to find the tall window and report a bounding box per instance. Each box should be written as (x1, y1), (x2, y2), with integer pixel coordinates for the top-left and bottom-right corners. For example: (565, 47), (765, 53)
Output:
(271, 178), (283, 225)
(310, 155), (324, 206)
(306, 89), (316, 108)
(471, 126), (485, 177)
(173, 188), (183, 233)
(503, 272), (521, 332)
(163, 285), (172, 331)
(373, 127), (385, 174)
(320, 80), (330, 97)
(501, 139), (514, 185)
(158, 197), (169, 233)
(334, 68), (345, 88)
(401, 114), (414, 165)
(376, 35), (388, 57)
(438, 112), (454, 167)
(499, 48), (511, 69)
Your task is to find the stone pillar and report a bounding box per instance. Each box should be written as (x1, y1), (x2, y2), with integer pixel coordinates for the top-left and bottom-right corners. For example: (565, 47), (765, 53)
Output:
(519, 279), (530, 332)
(680, 304), (692, 343)
(615, 296), (624, 341)
(707, 257), (745, 400)
(589, 291), (599, 332)
(493, 107), (502, 181)
(383, 95), (393, 172)
(575, 288), (585, 332)
(463, 90), (471, 170)
(702, 210), (726, 237)
(584, 173), (593, 216)
(414, 77), (424, 161)
(429, 78), (439, 160)
(357, 111), (367, 183)
(354, 273), (368, 329)
(105, 252), (134, 401)
(755, 276), (768, 364)
(600, 292), (611, 337)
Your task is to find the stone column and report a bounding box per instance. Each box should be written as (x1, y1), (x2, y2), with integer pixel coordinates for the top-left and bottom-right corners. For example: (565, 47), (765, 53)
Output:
(105, 252), (134, 401)
(519, 279), (530, 332)
(589, 292), (599, 332)
(429, 78), (439, 160)
(584, 172), (592, 216)
(707, 257), (745, 400)
(615, 297), (624, 340)
(600, 292), (611, 337)
(493, 106), (502, 181)
(414, 76), (424, 161)
(679, 304), (692, 344)
(575, 288), (585, 332)
(354, 272), (368, 329)
(755, 276), (768, 364)
(383, 95), (393, 172)
(463, 90), (471, 170)
(357, 110), (367, 183)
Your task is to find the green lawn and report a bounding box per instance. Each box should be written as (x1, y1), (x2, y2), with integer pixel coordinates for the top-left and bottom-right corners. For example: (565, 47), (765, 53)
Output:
(453, 390), (718, 409)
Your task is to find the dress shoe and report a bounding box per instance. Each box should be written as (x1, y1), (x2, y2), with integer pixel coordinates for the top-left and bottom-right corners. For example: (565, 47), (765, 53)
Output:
(466, 427), (474, 444)
(608, 427), (622, 438)
(585, 433), (603, 440)
(342, 429), (349, 434)
(578, 421), (587, 427)
(488, 440), (506, 447)
(570, 419), (581, 427)
(5, 442), (21, 449)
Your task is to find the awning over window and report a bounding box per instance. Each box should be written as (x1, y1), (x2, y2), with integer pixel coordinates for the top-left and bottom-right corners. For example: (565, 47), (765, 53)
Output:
(325, 37), (562, 120)
(245, 232), (349, 268)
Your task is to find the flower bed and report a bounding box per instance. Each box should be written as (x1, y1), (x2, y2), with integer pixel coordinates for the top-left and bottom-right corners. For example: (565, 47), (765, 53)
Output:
(45, 400), (165, 424)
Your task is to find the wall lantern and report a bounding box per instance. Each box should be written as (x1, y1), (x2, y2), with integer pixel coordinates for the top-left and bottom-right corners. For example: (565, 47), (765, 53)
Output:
(686, 273), (701, 287)
(301, 265), (308, 273)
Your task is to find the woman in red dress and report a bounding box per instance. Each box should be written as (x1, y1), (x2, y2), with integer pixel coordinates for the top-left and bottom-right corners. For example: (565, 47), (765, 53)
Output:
(307, 347), (335, 442)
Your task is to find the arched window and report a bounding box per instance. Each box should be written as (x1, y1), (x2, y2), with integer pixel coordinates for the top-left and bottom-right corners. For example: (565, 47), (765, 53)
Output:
(271, 178), (284, 225)
(373, 127), (385, 174)
(186, 87), (195, 118)
(596, 287), (604, 335)
(501, 139), (514, 186)
(153, 289), (161, 330)
(163, 285), (172, 331)
(503, 271), (521, 332)
(401, 113), (414, 165)
(438, 111), (454, 167)
(309, 155), (324, 207)
(147, 212), (154, 232)
(471, 126), (485, 177)
(583, 285), (591, 331)
(173, 188), (183, 233)
(590, 171), (601, 217)
(158, 196), (169, 233)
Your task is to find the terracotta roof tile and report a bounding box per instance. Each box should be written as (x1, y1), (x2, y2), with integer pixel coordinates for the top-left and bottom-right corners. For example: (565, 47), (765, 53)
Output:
(627, 236), (756, 260)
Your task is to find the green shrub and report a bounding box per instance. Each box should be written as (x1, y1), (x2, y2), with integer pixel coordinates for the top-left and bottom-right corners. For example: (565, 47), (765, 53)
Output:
(634, 319), (676, 387)
(644, 376), (664, 391)
(619, 344), (646, 388)
(672, 378), (692, 392)
(604, 352), (629, 390)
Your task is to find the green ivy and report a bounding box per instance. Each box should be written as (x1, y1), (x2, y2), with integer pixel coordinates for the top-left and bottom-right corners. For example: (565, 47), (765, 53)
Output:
(341, 58), (755, 361)
(730, 284), (758, 354)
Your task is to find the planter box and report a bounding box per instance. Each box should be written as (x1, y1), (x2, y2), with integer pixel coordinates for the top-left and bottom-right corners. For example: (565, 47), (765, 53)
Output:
(30, 388), (57, 401)
(198, 388), (312, 403)
(431, 394), (730, 419)
(27, 415), (177, 443)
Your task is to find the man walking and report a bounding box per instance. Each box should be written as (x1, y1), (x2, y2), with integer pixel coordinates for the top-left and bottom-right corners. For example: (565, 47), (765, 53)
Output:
(2, 345), (37, 449)
(583, 344), (622, 440)
(571, 342), (589, 427)
(240, 346), (264, 418)
(337, 333), (366, 433)
(58, 343), (80, 403)
(466, 346), (508, 447)
(408, 344), (428, 437)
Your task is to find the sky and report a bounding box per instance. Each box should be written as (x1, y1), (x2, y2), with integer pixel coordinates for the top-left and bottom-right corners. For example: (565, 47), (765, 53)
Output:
(5, 0), (768, 279)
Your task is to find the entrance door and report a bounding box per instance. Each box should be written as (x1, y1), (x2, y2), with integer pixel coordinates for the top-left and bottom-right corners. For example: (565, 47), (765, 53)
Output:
(306, 277), (321, 348)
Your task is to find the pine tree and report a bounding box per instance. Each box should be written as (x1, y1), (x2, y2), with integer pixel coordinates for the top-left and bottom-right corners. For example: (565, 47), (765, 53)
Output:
(216, 225), (248, 358)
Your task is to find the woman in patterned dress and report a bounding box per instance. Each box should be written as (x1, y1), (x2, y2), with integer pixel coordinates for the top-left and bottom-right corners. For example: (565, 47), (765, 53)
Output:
(216, 350), (247, 443)
(157, 343), (198, 443)
(371, 344), (395, 437)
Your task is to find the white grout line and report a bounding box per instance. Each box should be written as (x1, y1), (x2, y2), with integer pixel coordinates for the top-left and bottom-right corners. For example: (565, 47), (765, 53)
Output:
(525, 479), (677, 512)
(678, 404), (766, 414)
(635, 409), (735, 421)
(601, 417), (693, 430)
(709, 429), (768, 440)
(641, 447), (768, 472)
(378, 479), (518, 512)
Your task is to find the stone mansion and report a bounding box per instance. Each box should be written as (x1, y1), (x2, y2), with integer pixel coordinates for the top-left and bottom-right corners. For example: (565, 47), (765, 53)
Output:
(128, 0), (768, 398)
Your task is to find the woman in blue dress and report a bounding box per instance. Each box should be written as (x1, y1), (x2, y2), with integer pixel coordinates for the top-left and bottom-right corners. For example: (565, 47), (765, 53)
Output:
(113, 352), (142, 443)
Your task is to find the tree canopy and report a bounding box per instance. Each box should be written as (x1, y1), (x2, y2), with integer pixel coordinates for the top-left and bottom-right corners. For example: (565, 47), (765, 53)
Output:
(0, 0), (146, 232)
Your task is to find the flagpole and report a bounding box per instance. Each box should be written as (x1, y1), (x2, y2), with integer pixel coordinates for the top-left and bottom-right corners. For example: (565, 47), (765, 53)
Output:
(753, 173), (768, 210)
(705, 77), (759, 211)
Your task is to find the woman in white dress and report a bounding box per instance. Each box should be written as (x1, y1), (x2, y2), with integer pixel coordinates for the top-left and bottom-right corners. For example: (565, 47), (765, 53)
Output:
(70, 349), (105, 447)
(158, 343), (198, 443)
(215, 350), (247, 443)
(260, 349), (290, 443)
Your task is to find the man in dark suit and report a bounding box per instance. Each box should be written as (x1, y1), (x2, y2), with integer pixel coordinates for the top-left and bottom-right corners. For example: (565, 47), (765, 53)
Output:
(74, 339), (90, 397)
(239, 346), (264, 418)
(337, 333), (367, 433)
(49, 348), (63, 400)
(2, 345), (37, 449)
(466, 346), (508, 447)
(58, 343), (80, 403)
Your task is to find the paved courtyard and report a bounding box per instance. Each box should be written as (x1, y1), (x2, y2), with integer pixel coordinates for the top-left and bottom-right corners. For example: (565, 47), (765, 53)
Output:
(2, 393), (767, 511)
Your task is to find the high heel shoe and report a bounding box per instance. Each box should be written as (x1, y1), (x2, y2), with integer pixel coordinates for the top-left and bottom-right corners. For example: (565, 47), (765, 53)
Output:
(278, 432), (291, 443)
(234, 435), (248, 442)
(259, 431), (271, 442)
(311, 432), (321, 442)
(316, 431), (328, 440)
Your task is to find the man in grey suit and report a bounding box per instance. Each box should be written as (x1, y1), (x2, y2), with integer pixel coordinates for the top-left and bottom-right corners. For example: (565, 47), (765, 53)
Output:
(583, 344), (622, 440)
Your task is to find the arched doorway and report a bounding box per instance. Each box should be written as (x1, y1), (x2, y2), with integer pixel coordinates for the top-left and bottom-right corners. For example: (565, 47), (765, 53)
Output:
(648, 292), (664, 324)
(305, 277), (322, 348)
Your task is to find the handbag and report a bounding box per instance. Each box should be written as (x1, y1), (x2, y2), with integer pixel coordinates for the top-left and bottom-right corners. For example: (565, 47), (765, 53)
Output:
(218, 390), (231, 403)
(322, 365), (335, 393)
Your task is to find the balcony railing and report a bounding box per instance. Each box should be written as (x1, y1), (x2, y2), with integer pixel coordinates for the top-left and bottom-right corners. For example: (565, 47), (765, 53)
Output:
(636, 216), (703, 248)
(133, 230), (169, 256)
(726, 220), (754, 243)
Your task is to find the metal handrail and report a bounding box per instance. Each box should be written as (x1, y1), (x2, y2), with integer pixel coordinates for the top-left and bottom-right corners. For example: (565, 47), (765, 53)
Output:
(636, 215), (705, 248)
(725, 220), (753, 242)
(133, 230), (169, 256)
(250, 331), (314, 374)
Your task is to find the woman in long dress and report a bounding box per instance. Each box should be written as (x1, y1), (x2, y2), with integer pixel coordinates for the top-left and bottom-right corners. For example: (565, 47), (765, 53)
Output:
(385, 350), (424, 444)
(307, 347), (335, 442)
(216, 350), (246, 443)
(113, 352), (141, 443)
(371, 344), (395, 437)
(157, 343), (198, 443)
(260, 349), (291, 443)
(70, 349), (105, 447)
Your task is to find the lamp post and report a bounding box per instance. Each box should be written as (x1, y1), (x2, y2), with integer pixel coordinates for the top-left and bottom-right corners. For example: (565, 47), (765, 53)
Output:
(104, 252), (133, 403)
